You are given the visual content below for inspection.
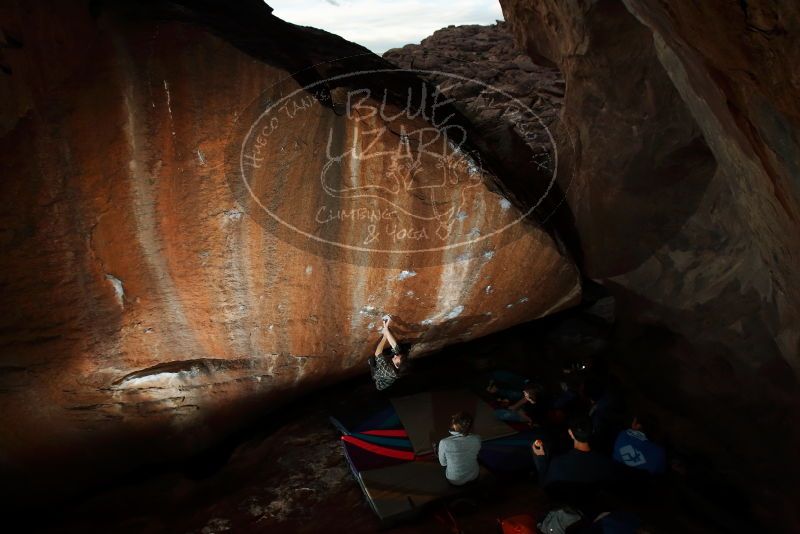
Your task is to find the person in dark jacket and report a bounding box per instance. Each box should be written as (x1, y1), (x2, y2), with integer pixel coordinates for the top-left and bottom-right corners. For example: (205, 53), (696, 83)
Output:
(494, 383), (551, 426)
(532, 414), (616, 500)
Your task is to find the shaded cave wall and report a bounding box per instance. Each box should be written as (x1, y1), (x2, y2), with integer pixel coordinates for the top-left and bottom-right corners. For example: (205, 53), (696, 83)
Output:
(500, 0), (800, 529)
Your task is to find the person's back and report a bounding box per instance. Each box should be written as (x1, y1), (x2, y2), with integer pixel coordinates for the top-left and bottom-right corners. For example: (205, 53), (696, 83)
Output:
(544, 448), (616, 486)
(532, 414), (616, 502)
(438, 411), (482, 485)
(371, 353), (399, 391)
(439, 433), (482, 485)
(612, 416), (666, 475)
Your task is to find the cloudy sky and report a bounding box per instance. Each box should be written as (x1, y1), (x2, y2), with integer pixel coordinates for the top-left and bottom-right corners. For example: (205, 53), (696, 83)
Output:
(267, 0), (504, 54)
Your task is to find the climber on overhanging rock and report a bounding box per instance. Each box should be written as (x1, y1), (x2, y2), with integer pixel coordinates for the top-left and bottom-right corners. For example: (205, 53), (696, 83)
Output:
(369, 316), (410, 391)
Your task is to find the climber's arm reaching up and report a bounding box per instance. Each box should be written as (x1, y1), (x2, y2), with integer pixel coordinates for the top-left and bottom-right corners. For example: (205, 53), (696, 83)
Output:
(374, 330), (388, 357)
(383, 317), (399, 352)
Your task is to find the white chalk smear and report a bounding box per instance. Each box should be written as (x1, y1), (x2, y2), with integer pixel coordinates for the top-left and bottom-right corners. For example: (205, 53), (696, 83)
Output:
(397, 270), (417, 280)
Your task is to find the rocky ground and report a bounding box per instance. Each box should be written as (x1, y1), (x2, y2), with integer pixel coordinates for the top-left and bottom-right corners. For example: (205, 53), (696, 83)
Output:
(21, 315), (739, 533)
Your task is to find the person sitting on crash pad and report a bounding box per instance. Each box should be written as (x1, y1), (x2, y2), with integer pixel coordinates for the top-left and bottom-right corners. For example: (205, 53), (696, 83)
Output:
(612, 413), (666, 475)
(486, 370), (530, 402)
(437, 411), (482, 486)
(494, 383), (551, 426)
(531, 414), (616, 491)
(368, 316), (408, 391)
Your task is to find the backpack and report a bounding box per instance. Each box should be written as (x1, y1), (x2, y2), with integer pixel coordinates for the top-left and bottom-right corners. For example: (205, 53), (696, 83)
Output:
(537, 507), (583, 534)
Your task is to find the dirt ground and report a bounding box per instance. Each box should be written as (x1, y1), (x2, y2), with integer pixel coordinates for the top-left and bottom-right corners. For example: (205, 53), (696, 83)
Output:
(24, 317), (747, 533)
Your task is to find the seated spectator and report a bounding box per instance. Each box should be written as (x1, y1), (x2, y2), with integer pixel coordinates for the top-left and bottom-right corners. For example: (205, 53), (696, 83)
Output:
(553, 368), (581, 412)
(554, 382), (577, 409)
(585, 380), (611, 429)
(612, 414), (666, 475)
(437, 411), (482, 486)
(486, 370), (530, 403)
(494, 383), (551, 425)
(584, 378), (619, 453)
(532, 415), (616, 489)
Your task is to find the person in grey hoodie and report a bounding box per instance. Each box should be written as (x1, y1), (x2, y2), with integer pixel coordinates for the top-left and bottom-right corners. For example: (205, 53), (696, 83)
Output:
(437, 411), (482, 485)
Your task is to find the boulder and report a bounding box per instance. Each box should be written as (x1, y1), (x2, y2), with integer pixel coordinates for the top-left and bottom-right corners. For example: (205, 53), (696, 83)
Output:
(0, 0), (580, 499)
(500, 0), (800, 529)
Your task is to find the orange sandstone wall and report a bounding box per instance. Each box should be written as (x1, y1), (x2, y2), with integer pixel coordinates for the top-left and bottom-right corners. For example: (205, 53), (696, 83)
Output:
(0, 0), (579, 494)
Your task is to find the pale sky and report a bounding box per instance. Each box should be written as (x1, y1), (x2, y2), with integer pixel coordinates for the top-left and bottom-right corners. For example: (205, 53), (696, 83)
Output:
(267, 0), (504, 54)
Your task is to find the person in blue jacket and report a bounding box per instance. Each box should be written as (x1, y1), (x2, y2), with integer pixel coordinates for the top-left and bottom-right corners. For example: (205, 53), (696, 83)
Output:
(612, 414), (666, 475)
